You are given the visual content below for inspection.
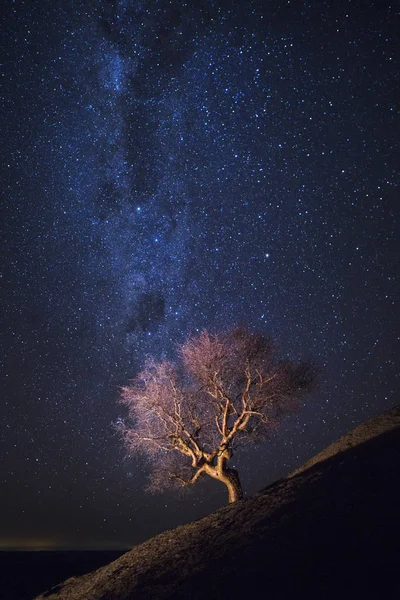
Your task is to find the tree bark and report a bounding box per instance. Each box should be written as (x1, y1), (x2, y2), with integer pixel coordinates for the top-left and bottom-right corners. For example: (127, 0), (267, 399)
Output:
(205, 459), (243, 503)
(219, 467), (243, 503)
(203, 450), (243, 504)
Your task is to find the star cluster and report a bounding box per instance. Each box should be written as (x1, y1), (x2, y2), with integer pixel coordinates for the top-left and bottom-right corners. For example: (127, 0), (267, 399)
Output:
(0, 0), (398, 549)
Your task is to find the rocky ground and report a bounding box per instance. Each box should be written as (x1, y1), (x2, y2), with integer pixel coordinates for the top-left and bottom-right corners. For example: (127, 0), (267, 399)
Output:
(36, 406), (400, 600)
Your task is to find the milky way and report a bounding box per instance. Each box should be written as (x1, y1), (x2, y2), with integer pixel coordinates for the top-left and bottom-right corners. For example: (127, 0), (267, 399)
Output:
(1, 0), (398, 549)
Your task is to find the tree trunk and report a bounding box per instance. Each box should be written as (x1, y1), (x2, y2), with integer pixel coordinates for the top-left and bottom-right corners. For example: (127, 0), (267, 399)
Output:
(219, 467), (243, 503)
(204, 457), (243, 504)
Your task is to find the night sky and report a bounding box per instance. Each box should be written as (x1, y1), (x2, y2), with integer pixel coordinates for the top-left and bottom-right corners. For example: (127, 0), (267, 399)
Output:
(1, 0), (398, 550)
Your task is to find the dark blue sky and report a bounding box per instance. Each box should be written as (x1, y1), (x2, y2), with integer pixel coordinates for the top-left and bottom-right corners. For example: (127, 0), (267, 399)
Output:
(1, 0), (398, 549)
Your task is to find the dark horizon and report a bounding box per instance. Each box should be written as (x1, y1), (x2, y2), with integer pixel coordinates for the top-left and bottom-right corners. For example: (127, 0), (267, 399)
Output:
(0, 545), (130, 552)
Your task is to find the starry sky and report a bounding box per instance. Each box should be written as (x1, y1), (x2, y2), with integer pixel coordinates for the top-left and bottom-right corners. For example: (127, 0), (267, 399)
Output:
(1, 0), (398, 550)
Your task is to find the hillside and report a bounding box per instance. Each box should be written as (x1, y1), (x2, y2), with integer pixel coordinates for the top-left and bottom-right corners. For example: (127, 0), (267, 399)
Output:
(36, 406), (400, 600)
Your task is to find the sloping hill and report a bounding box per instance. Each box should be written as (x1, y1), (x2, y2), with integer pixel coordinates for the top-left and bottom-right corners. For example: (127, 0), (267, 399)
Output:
(36, 406), (400, 600)
(288, 406), (400, 477)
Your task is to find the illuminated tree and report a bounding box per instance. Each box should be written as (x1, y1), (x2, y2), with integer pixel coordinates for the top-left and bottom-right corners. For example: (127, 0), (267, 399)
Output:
(118, 327), (315, 504)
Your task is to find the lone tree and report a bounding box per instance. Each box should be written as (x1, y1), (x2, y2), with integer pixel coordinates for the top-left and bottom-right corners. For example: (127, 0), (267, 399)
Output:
(118, 327), (315, 503)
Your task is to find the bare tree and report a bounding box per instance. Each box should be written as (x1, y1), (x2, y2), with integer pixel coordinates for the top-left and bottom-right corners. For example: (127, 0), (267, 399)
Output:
(118, 327), (315, 504)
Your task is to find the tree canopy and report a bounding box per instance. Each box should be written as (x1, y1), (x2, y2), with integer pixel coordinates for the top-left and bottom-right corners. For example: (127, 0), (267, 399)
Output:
(118, 327), (315, 503)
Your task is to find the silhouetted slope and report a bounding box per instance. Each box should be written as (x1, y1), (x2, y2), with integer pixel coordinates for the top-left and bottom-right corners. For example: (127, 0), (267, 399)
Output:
(288, 406), (400, 477)
(36, 406), (400, 600)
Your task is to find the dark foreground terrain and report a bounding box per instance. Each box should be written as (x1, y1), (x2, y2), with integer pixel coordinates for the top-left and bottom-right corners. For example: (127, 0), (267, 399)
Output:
(28, 406), (400, 599)
(0, 551), (125, 600)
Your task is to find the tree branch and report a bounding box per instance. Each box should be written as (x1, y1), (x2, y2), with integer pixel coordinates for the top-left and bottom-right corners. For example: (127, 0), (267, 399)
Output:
(169, 464), (206, 486)
(221, 397), (230, 437)
(215, 414), (223, 436)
